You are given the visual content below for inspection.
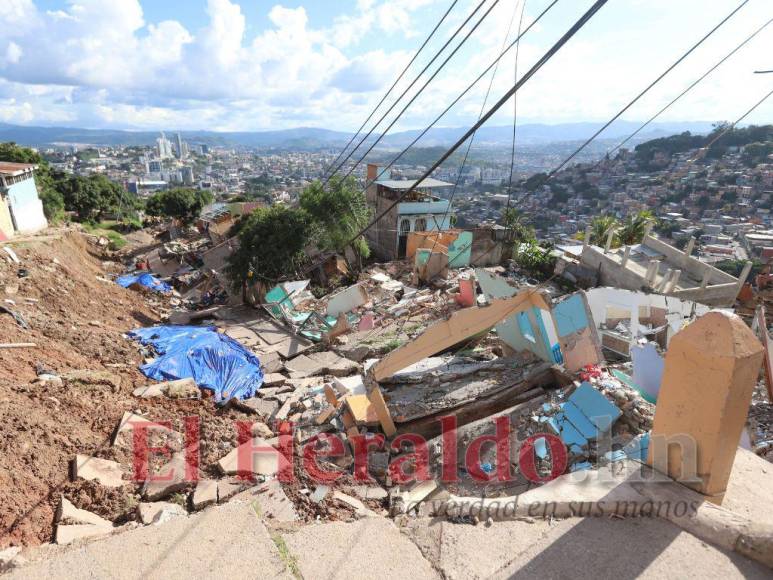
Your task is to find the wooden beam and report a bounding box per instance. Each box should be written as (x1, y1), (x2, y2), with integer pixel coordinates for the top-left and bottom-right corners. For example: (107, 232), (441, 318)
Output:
(371, 289), (551, 382)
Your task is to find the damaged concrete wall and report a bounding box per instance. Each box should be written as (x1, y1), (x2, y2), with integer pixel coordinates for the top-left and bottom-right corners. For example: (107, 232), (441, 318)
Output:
(585, 287), (711, 347)
(551, 292), (604, 372)
(476, 269), (554, 363)
(475, 270), (602, 371)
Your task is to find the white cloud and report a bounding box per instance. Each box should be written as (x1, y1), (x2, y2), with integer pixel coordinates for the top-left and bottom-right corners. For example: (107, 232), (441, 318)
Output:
(0, 0), (769, 131)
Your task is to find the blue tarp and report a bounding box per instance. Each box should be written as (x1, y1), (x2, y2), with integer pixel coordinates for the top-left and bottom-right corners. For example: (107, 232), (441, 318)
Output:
(117, 273), (173, 293)
(127, 325), (263, 402)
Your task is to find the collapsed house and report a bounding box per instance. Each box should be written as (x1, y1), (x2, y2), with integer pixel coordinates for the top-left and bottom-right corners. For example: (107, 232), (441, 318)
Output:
(556, 224), (751, 307)
(26, 218), (769, 571)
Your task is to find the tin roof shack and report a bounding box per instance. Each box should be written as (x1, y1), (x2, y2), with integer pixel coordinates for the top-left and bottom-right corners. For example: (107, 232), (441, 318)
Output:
(364, 163), (454, 261)
(575, 225), (750, 307)
(0, 162), (48, 236)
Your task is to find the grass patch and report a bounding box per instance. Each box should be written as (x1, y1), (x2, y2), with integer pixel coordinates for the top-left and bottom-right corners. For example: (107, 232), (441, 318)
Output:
(82, 221), (127, 250)
(383, 338), (403, 353)
(270, 532), (302, 579)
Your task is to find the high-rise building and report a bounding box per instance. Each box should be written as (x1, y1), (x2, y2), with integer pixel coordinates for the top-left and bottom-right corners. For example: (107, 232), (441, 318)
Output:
(181, 166), (194, 185)
(156, 133), (173, 159)
(148, 160), (163, 174)
(175, 133), (187, 159)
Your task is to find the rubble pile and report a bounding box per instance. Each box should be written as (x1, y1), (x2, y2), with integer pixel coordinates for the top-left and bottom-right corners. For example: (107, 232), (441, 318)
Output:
(2, 220), (773, 559)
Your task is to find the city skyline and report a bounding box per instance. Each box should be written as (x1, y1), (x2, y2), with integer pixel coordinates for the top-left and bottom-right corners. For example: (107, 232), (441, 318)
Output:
(0, 0), (771, 132)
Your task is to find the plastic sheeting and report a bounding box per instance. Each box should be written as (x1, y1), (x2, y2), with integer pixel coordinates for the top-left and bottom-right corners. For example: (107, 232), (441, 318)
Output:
(116, 272), (173, 293)
(128, 325), (264, 402)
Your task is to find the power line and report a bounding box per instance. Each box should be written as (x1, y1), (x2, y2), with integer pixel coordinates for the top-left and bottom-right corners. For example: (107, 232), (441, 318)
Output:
(426, 0), (525, 261)
(341, 0), (610, 252)
(689, 85), (773, 163)
(546, 0), (751, 178)
(323, 0), (490, 186)
(321, 0), (460, 180)
(503, 0), (529, 221)
(340, 0), (560, 202)
(601, 16), (773, 161)
(335, 0), (503, 185)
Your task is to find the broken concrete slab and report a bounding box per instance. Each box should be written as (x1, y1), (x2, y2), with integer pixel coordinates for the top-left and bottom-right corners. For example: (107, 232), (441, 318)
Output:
(57, 497), (112, 527)
(192, 480), (218, 510)
(262, 373), (286, 386)
(332, 491), (376, 518)
(137, 501), (187, 525)
(236, 397), (279, 419)
(132, 378), (200, 399)
(72, 455), (125, 488)
(55, 524), (113, 546)
(326, 283), (369, 317)
(351, 485), (389, 501)
(217, 436), (290, 477)
(233, 479), (299, 522)
(217, 479), (247, 503)
(111, 411), (172, 446)
(142, 452), (191, 501)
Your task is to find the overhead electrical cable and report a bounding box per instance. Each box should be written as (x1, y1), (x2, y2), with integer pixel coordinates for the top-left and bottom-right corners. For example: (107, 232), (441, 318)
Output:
(334, 0), (504, 185)
(545, 0), (751, 179)
(324, 0), (491, 185)
(322, 0), (460, 179)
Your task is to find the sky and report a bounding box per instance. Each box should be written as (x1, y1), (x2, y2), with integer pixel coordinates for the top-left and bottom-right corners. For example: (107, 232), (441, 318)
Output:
(0, 0), (771, 132)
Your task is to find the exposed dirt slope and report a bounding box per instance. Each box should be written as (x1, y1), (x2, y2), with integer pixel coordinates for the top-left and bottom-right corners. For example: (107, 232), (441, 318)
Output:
(0, 232), (249, 547)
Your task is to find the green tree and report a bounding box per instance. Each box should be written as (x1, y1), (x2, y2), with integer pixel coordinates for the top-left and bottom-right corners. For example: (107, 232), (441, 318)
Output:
(0, 142), (65, 222)
(58, 173), (131, 222)
(617, 210), (654, 246)
(299, 176), (372, 267)
(503, 207), (536, 244)
(145, 188), (214, 224)
(226, 205), (312, 288)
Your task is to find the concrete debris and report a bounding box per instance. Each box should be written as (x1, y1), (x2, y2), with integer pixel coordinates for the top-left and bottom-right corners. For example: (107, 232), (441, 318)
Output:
(218, 436), (290, 477)
(9, 217), (773, 569)
(191, 479), (218, 510)
(57, 497), (112, 527)
(132, 377), (200, 399)
(137, 501), (187, 525)
(142, 452), (191, 501)
(71, 455), (125, 488)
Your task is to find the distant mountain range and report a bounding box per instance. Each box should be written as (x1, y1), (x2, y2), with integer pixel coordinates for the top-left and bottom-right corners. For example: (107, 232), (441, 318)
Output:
(0, 120), (716, 150)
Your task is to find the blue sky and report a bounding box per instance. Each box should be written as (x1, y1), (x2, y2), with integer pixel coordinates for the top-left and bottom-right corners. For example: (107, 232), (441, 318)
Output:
(0, 0), (771, 132)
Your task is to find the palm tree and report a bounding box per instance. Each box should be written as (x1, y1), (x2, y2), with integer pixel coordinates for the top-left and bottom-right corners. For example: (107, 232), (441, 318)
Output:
(617, 210), (654, 246)
(588, 214), (619, 246)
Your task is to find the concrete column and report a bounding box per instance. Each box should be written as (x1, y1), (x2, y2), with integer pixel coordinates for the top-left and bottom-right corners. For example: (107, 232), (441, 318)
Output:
(643, 221), (653, 242)
(645, 260), (659, 286)
(657, 268), (673, 292)
(700, 266), (712, 290)
(648, 311), (764, 503)
(667, 269), (682, 293)
(684, 237), (696, 256)
(737, 261), (753, 293)
(604, 228), (615, 253)
(583, 225), (592, 249)
(620, 245), (632, 267)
